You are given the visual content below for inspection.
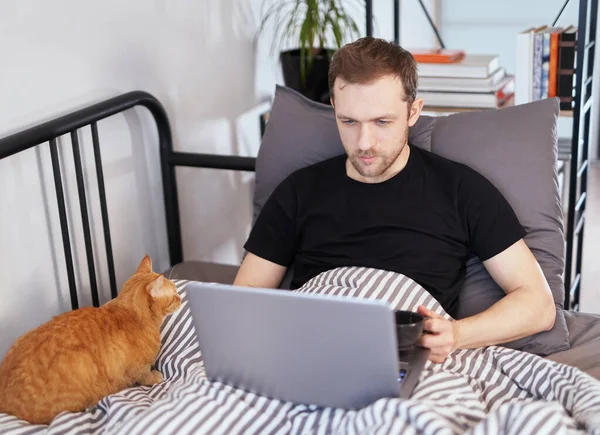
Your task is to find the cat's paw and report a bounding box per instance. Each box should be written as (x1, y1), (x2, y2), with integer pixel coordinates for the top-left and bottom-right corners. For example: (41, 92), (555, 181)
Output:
(137, 369), (164, 386)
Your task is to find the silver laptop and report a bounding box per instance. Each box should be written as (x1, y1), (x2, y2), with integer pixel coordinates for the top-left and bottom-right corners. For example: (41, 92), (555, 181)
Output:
(186, 282), (429, 409)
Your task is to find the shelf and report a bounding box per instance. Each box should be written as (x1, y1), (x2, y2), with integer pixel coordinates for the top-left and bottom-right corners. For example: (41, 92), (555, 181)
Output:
(563, 0), (596, 311)
(422, 95), (515, 114)
(422, 97), (573, 117)
(422, 104), (573, 118)
(422, 106), (491, 113)
(424, 106), (574, 117)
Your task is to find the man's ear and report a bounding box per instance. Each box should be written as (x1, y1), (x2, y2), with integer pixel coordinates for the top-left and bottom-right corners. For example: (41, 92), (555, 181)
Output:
(408, 98), (424, 127)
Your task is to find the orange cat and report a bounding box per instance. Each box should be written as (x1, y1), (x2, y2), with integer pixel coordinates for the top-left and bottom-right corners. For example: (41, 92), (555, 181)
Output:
(0, 255), (181, 425)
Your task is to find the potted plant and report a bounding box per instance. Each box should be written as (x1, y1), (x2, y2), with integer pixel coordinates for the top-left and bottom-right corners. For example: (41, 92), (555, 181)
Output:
(257, 0), (364, 104)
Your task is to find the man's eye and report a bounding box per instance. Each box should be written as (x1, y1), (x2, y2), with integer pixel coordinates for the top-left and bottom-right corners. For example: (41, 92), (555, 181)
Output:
(343, 120), (355, 125)
(377, 120), (389, 126)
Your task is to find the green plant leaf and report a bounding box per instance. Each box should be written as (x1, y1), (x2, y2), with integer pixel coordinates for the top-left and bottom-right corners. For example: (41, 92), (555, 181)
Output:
(256, 0), (366, 86)
(257, 1), (295, 37)
(256, 1), (298, 56)
(273, 3), (304, 53)
(326, 1), (343, 48)
(281, 1), (304, 51)
(298, 4), (315, 84)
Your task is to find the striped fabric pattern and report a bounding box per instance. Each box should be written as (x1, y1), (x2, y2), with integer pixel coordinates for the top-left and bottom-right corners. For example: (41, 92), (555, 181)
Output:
(1, 267), (599, 434)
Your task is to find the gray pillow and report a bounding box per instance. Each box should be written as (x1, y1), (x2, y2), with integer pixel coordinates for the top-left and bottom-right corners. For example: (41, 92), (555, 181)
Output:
(254, 85), (570, 355)
(253, 85), (436, 224)
(430, 98), (570, 355)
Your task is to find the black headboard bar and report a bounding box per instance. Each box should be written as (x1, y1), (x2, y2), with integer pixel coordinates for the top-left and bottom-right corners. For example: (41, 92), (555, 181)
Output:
(49, 138), (79, 310)
(71, 130), (100, 308)
(91, 122), (118, 300)
(169, 151), (256, 171)
(1, 92), (168, 160)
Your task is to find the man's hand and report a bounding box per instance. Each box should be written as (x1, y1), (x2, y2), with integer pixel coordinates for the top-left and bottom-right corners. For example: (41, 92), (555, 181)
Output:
(416, 305), (458, 364)
(414, 240), (554, 364)
(450, 239), (555, 351)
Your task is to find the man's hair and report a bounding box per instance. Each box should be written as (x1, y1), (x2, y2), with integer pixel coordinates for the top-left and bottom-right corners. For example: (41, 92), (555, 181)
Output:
(328, 36), (418, 103)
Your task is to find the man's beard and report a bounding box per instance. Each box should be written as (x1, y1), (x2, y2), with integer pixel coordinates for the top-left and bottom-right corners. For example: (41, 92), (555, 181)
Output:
(348, 129), (408, 179)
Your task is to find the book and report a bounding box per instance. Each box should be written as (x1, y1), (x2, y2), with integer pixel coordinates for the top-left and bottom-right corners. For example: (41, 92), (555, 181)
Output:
(418, 67), (506, 92)
(419, 75), (515, 109)
(515, 25), (577, 110)
(532, 29), (545, 100)
(515, 26), (547, 104)
(417, 54), (500, 79)
(557, 26), (577, 110)
(549, 29), (561, 97)
(538, 27), (563, 99)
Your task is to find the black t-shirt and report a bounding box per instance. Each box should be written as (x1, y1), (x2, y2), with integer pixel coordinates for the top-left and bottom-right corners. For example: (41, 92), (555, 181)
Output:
(244, 145), (526, 316)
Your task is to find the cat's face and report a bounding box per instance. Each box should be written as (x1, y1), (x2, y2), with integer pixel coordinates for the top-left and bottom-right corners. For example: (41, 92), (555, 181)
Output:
(121, 255), (182, 315)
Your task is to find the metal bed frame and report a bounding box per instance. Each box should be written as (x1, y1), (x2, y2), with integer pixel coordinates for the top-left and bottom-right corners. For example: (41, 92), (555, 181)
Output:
(0, 91), (255, 310)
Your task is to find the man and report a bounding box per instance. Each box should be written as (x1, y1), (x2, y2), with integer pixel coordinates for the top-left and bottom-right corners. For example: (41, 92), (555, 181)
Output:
(234, 37), (556, 363)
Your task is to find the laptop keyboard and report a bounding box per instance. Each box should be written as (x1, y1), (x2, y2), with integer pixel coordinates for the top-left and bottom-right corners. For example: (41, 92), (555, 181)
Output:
(398, 348), (418, 384)
(397, 368), (407, 383)
(397, 361), (410, 383)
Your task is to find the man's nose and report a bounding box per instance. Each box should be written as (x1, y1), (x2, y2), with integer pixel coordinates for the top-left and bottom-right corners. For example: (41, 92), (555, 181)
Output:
(358, 126), (375, 151)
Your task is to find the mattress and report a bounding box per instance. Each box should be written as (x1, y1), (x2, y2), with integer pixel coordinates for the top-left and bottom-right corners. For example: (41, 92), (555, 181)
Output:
(546, 310), (600, 380)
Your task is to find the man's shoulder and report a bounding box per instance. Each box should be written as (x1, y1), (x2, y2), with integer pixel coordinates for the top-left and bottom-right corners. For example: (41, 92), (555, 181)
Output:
(414, 147), (511, 213)
(269, 155), (346, 200)
(412, 146), (484, 182)
(287, 154), (347, 182)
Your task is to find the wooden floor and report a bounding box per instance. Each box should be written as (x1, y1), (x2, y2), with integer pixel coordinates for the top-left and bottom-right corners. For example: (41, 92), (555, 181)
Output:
(580, 161), (600, 315)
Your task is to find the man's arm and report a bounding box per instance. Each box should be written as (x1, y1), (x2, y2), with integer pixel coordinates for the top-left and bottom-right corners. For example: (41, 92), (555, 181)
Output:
(233, 252), (288, 289)
(454, 238), (555, 347)
(418, 239), (556, 363)
(234, 172), (298, 289)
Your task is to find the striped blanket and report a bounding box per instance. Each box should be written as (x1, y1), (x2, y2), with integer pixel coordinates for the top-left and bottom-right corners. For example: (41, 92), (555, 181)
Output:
(2, 267), (600, 435)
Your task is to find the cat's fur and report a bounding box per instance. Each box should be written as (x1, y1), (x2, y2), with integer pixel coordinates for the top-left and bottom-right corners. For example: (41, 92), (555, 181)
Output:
(0, 255), (181, 425)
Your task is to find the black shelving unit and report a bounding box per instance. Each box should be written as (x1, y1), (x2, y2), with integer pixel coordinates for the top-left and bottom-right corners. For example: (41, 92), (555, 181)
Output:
(564, 0), (598, 311)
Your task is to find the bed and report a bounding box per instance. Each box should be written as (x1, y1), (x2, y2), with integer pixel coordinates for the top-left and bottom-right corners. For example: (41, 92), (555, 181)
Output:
(1, 87), (600, 434)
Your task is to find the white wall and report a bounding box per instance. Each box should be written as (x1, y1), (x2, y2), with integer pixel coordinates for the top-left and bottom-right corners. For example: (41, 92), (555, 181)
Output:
(0, 0), (268, 359)
(0, 0), (435, 359)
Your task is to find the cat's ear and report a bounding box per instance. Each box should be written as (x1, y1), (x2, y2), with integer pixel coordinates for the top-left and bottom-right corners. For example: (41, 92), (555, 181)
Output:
(136, 255), (153, 274)
(148, 275), (171, 298)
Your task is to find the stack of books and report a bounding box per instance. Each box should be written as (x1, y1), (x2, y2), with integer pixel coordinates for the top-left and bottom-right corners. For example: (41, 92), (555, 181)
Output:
(410, 49), (515, 110)
(515, 26), (577, 110)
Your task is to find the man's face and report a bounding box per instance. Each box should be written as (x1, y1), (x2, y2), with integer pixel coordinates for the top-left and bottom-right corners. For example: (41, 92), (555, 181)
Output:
(331, 74), (423, 182)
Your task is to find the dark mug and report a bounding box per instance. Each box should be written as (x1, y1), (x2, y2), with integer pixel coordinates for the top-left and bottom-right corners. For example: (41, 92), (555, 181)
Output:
(394, 310), (424, 350)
